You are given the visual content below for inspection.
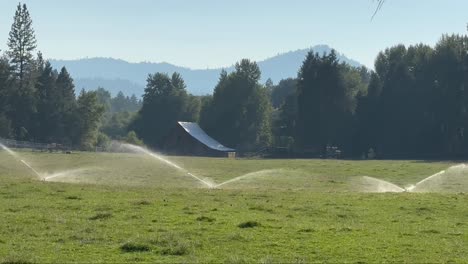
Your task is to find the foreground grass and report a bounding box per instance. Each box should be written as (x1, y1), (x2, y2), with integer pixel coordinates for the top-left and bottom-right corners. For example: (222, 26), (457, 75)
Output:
(0, 150), (467, 263)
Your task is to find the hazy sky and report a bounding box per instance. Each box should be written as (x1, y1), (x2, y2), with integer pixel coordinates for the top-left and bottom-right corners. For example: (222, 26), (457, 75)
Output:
(0, 0), (467, 69)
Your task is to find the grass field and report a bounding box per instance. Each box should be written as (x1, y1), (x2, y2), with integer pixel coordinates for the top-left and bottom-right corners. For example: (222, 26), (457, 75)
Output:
(1, 150), (468, 263)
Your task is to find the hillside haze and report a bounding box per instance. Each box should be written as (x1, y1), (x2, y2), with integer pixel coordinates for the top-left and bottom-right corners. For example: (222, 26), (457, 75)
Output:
(50, 45), (362, 96)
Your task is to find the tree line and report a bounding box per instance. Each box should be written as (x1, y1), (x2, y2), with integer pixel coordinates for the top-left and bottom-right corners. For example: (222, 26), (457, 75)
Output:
(355, 35), (468, 158)
(133, 35), (468, 159)
(0, 4), (141, 150)
(2, 3), (468, 159)
(0, 4), (106, 149)
(270, 35), (468, 159)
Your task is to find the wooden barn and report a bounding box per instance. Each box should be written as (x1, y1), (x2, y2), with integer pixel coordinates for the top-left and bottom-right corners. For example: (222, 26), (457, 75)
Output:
(163, 122), (236, 157)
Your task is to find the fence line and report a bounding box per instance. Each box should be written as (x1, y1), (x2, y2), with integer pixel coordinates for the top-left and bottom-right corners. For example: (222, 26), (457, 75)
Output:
(0, 137), (72, 152)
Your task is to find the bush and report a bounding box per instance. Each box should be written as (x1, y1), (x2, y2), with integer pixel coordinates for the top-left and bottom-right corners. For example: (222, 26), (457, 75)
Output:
(125, 131), (143, 146)
(79, 135), (97, 151)
(96, 132), (110, 150)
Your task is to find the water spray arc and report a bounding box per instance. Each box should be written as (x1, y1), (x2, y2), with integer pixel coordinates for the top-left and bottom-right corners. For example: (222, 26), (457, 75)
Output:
(120, 143), (216, 188)
(214, 169), (280, 188)
(360, 164), (468, 193)
(0, 142), (88, 182)
(20, 160), (42, 178)
(43, 168), (89, 181)
(0, 143), (43, 179)
(0, 142), (20, 159)
(361, 176), (406, 192)
(3, 141), (467, 192)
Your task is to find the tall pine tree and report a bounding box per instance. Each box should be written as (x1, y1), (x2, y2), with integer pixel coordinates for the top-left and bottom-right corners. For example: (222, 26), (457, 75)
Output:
(56, 67), (77, 143)
(7, 3), (36, 89)
(6, 3), (37, 139)
(34, 61), (58, 141)
(296, 50), (353, 154)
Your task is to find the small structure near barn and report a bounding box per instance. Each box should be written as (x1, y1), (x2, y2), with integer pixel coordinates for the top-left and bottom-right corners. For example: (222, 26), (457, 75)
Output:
(163, 122), (236, 157)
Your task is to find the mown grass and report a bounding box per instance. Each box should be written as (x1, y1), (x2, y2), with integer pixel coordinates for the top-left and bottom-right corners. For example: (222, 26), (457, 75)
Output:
(3, 149), (456, 189)
(0, 150), (467, 263)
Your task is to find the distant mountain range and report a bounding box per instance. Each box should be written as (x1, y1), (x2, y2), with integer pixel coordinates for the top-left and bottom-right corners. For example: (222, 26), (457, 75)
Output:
(49, 45), (362, 96)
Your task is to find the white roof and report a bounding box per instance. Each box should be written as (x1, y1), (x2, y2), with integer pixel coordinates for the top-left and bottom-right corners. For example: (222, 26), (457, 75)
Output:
(178, 122), (235, 152)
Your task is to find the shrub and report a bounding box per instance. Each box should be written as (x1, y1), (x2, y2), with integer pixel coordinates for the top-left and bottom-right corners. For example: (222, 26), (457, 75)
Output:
(96, 133), (111, 150)
(125, 131), (144, 146)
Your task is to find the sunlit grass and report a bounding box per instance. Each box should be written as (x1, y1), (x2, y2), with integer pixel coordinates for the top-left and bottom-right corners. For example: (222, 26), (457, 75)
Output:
(1, 150), (455, 190)
(0, 150), (466, 263)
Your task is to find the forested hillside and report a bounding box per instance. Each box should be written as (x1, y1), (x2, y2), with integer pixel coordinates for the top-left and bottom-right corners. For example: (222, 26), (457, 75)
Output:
(49, 46), (361, 96)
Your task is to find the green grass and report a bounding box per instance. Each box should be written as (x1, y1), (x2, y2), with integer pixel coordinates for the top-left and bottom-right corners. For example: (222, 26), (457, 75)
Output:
(0, 150), (467, 263)
(3, 150), (456, 189)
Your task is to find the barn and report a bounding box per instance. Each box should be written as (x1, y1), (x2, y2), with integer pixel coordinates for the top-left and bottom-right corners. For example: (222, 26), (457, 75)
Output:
(163, 122), (236, 157)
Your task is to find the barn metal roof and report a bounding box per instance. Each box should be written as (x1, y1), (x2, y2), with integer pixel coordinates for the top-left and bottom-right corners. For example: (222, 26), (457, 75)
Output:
(178, 122), (235, 152)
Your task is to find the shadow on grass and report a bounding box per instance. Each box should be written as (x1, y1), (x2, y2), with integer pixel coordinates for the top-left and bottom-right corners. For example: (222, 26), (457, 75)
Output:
(120, 242), (151, 253)
(89, 212), (112, 220)
(1, 257), (35, 264)
(238, 221), (261, 228)
(196, 216), (216, 222)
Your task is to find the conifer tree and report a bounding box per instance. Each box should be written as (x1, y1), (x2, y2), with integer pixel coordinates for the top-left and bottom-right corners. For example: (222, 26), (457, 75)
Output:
(7, 3), (37, 88)
(56, 67), (76, 106)
(111, 91), (127, 112)
(0, 57), (13, 137)
(56, 67), (77, 143)
(0, 57), (12, 113)
(34, 61), (58, 141)
(296, 50), (352, 154)
(6, 3), (37, 139)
